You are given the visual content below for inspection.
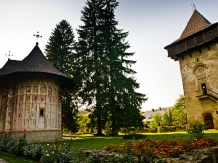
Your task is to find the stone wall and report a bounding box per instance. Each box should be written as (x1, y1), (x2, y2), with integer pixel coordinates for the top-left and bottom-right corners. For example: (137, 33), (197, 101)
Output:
(0, 130), (62, 142)
(179, 42), (218, 129)
(167, 146), (218, 163)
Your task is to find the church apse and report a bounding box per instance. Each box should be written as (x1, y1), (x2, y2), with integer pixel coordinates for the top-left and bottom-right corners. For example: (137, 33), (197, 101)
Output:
(12, 76), (61, 131)
(0, 42), (74, 142)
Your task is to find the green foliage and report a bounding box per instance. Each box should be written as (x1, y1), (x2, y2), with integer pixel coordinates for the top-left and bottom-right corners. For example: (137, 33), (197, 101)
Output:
(75, 0), (146, 135)
(0, 133), (15, 152)
(149, 113), (162, 129)
(62, 95), (79, 133)
(157, 126), (163, 133)
(40, 142), (74, 163)
(45, 19), (79, 133)
(45, 19), (75, 75)
(10, 134), (28, 155)
(77, 113), (91, 132)
(162, 108), (173, 126)
(149, 95), (187, 131)
(123, 134), (146, 140)
(171, 95), (187, 126)
(0, 133), (74, 163)
(78, 150), (137, 163)
(187, 122), (207, 139)
(23, 143), (43, 161)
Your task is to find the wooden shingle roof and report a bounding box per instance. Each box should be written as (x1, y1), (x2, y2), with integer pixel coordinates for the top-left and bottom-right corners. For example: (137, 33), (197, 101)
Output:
(0, 59), (21, 76)
(171, 9), (213, 44)
(180, 10), (211, 39)
(0, 44), (74, 93)
(165, 9), (218, 60)
(0, 44), (67, 77)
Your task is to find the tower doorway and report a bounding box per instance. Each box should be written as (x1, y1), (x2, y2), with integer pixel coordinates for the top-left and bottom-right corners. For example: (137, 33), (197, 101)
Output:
(204, 114), (214, 129)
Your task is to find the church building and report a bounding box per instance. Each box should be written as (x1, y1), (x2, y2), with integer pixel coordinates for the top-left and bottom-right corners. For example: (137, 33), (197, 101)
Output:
(165, 9), (218, 129)
(0, 43), (74, 142)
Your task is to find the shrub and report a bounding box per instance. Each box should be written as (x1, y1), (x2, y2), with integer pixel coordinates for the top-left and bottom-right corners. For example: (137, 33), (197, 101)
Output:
(157, 126), (163, 133)
(151, 128), (157, 133)
(123, 134), (146, 140)
(23, 143), (43, 161)
(105, 137), (217, 159)
(186, 122), (206, 139)
(0, 133), (15, 152)
(10, 134), (28, 155)
(78, 150), (137, 163)
(40, 141), (74, 163)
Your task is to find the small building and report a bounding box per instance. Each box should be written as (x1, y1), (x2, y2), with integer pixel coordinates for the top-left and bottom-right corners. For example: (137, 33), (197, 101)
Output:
(165, 9), (218, 129)
(143, 107), (170, 122)
(0, 43), (74, 142)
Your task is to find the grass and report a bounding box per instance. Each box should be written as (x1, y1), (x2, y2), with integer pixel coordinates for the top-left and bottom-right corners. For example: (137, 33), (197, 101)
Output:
(1, 130), (218, 162)
(0, 151), (34, 163)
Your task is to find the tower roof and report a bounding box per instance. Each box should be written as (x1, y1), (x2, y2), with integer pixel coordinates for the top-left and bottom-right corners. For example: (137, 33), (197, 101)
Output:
(0, 44), (74, 93)
(171, 9), (213, 44)
(164, 9), (218, 60)
(180, 10), (211, 38)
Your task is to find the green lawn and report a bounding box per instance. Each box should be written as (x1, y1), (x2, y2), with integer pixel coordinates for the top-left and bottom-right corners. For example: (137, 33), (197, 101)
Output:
(0, 151), (34, 163)
(1, 130), (218, 162)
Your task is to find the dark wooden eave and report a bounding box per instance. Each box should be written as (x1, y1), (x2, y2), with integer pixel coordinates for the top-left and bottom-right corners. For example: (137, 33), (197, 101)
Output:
(164, 10), (218, 60)
(165, 23), (218, 60)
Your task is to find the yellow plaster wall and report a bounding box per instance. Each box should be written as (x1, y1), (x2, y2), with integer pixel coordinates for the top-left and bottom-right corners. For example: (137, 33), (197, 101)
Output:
(179, 43), (218, 129)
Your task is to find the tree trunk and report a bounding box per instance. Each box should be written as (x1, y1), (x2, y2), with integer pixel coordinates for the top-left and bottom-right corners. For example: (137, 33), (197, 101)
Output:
(111, 121), (118, 136)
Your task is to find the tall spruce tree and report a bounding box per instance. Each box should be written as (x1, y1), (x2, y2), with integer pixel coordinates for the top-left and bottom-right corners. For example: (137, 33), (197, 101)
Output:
(101, 0), (146, 134)
(75, 0), (146, 135)
(45, 20), (79, 133)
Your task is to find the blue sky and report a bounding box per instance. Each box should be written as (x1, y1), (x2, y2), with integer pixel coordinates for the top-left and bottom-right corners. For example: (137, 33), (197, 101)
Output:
(0, 0), (218, 111)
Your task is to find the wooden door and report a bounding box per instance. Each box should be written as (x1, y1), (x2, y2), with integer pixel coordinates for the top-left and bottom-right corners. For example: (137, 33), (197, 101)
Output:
(204, 114), (214, 129)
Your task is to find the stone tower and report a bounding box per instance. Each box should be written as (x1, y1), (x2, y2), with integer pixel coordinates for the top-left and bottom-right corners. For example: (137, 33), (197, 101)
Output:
(165, 9), (218, 129)
(0, 43), (74, 141)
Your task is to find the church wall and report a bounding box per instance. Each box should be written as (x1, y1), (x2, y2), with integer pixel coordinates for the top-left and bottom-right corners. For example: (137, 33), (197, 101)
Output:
(0, 87), (7, 132)
(12, 75), (61, 131)
(179, 42), (218, 129)
(6, 130), (62, 142)
(0, 74), (63, 142)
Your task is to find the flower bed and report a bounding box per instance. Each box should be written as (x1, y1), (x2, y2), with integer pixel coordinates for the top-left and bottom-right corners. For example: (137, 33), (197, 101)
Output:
(104, 138), (217, 161)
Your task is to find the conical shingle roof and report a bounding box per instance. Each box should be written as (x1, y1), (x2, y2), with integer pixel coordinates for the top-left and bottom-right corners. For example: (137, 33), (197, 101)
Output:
(0, 44), (74, 93)
(0, 44), (67, 77)
(180, 10), (211, 38)
(0, 59), (21, 76)
(171, 9), (213, 44)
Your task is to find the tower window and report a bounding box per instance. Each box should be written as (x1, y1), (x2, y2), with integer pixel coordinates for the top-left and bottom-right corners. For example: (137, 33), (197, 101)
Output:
(196, 58), (199, 62)
(201, 83), (207, 95)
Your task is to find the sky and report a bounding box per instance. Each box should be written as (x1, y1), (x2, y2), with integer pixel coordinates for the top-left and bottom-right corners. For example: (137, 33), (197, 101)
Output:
(0, 0), (218, 111)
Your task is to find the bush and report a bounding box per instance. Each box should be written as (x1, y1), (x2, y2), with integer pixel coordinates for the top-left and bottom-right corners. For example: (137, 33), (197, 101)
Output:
(10, 134), (28, 155)
(123, 134), (146, 140)
(0, 133), (15, 152)
(186, 122), (206, 139)
(23, 143), (43, 161)
(40, 141), (74, 163)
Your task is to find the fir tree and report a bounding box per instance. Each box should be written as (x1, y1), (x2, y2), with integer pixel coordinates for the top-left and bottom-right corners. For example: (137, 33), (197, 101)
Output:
(75, 0), (146, 135)
(45, 20), (79, 133)
(101, 0), (146, 134)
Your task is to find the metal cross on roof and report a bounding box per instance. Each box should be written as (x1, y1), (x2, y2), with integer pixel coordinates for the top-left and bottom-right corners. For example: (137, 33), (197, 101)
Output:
(5, 51), (13, 59)
(33, 31), (42, 45)
(191, 3), (196, 11)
